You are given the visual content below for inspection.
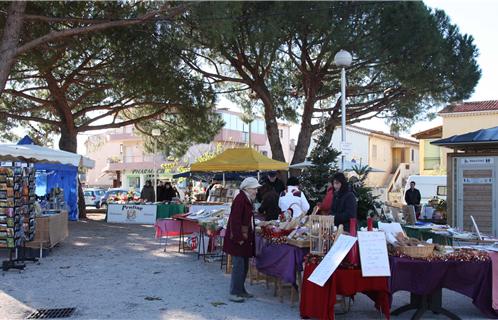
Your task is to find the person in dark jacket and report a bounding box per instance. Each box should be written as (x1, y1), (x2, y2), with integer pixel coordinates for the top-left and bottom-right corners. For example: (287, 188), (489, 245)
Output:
(257, 185), (280, 220)
(256, 171), (285, 202)
(223, 177), (261, 303)
(157, 181), (166, 202)
(140, 180), (155, 202)
(405, 181), (422, 217)
(330, 172), (357, 231)
(163, 182), (177, 202)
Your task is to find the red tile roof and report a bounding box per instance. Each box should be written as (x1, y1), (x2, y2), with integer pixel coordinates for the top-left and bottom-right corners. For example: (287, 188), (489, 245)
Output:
(439, 100), (498, 114)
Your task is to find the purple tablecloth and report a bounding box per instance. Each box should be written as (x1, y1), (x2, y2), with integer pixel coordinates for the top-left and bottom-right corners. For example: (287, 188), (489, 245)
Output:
(390, 256), (498, 319)
(255, 235), (308, 284)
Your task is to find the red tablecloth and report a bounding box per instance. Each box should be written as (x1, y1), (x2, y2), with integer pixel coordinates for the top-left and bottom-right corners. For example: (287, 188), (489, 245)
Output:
(300, 263), (390, 320)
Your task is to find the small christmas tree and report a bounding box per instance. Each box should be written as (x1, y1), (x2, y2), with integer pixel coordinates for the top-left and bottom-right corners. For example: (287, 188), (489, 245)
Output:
(299, 144), (340, 210)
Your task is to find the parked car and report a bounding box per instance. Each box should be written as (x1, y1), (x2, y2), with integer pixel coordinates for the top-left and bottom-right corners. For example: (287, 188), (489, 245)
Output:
(83, 188), (105, 208)
(100, 188), (140, 209)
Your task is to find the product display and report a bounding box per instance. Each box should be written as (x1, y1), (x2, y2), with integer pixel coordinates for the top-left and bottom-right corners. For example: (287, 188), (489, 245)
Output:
(0, 163), (36, 271)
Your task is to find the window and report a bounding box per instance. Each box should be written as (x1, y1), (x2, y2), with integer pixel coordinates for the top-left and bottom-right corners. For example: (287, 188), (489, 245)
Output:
(372, 144), (377, 160)
(242, 132), (249, 143)
(424, 140), (441, 170)
(411, 149), (415, 162)
(261, 151), (268, 156)
(279, 129), (284, 138)
(437, 186), (447, 197)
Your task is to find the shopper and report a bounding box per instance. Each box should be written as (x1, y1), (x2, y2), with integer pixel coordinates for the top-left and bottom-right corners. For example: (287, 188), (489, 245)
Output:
(156, 181), (166, 202)
(404, 181), (422, 218)
(330, 172), (357, 230)
(140, 180), (155, 202)
(257, 184), (280, 220)
(278, 176), (310, 218)
(256, 171), (285, 202)
(223, 177), (261, 303)
(163, 182), (177, 202)
(318, 180), (334, 215)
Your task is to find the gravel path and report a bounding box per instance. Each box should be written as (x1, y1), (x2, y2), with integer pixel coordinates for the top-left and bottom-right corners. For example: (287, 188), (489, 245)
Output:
(0, 214), (488, 319)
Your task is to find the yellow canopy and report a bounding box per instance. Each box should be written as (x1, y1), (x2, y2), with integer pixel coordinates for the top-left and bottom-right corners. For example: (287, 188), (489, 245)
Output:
(190, 147), (288, 172)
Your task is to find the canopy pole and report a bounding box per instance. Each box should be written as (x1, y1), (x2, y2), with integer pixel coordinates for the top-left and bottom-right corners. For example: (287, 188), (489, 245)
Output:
(257, 171), (260, 181)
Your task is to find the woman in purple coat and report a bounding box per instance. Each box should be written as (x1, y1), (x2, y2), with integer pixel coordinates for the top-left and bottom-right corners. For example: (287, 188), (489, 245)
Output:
(223, 177), (261, 302)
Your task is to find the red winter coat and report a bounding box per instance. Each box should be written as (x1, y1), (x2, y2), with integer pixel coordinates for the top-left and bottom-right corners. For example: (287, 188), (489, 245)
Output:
(319, 186), (334, 214)
(223, 191), (255, 258)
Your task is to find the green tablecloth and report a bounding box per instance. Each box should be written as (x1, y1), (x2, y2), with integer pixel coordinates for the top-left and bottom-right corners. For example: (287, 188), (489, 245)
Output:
(403, 226), (453, 245)
(156, 203), (185, 219)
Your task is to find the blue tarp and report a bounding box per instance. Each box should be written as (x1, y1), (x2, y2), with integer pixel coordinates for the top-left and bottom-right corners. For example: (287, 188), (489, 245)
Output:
(35, 163), (78, 221)
(17, 135), (78, 220)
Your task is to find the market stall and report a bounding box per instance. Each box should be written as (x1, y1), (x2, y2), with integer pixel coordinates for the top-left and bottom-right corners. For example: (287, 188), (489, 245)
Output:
(0, 140), (88, 270)
(161, 148), (289, 258)
(431, 126), (498, 237)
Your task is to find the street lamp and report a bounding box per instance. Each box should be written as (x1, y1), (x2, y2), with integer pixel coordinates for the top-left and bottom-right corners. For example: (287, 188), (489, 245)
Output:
(151, 129), (161, 201)
(334, 49), (353, 171)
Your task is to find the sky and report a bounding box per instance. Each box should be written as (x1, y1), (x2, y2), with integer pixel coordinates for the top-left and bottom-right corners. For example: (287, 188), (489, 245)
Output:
(374, 0), (498, 137)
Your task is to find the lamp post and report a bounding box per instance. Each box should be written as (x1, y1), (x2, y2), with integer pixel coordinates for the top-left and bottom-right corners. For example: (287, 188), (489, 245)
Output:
(334, 49), (353, 171)
(151, 129), (161, 201)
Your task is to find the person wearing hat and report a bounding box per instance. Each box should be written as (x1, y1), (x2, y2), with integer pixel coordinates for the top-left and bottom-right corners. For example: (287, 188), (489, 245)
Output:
(256, 171), (285, 203)
(223, 177), (261, 303)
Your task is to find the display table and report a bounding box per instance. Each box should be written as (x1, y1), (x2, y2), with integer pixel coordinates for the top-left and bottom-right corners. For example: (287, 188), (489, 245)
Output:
(403, 226), (453, 245)
(390, 256), (498, 319)
(189, 204), (231, 215)
(26, 211), (68, 258)
(255, 235), (308, 285)
(300, 263), (390, 320)
(156, 203), (185, 219)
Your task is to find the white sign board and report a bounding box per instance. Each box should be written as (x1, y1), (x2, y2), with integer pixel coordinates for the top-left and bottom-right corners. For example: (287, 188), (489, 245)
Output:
(357, 232), (391, 277)
(340, 142), (353, 158)
(463, 177), (493, 184)
(461, 157), (494, 165)
(308, 235), (357, 287)
(106, 204), (157, 224)
(378, 222), (404, 244)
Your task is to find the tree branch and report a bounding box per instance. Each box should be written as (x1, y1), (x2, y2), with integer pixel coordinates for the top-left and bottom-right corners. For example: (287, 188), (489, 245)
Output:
(15, 4), (189, 57)
(0, 111), (59, 126)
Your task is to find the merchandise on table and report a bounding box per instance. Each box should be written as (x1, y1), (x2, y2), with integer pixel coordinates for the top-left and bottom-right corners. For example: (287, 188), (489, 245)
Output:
(0, 163), (36, 249)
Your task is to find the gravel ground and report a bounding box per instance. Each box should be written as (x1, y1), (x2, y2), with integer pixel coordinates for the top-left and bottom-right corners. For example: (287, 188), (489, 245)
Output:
(0, 214), (488, 319)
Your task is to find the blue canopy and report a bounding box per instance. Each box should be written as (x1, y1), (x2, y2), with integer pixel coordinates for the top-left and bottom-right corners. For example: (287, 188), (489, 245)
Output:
(17, 136), (79, 220)
(431, 126), (498, 150)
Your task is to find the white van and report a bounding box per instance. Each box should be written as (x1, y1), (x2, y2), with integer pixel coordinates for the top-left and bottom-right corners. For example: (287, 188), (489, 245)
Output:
(403, 175), (447, 205)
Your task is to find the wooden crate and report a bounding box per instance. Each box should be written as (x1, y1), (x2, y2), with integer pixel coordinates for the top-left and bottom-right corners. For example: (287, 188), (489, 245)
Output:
(309, 215), (334, 256)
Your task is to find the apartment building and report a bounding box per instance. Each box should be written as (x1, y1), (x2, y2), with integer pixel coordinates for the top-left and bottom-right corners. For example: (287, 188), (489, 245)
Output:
(84, 109), (293, 189)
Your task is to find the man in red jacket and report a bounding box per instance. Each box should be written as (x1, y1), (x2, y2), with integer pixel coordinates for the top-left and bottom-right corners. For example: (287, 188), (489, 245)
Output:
(223, 177), (261, 302)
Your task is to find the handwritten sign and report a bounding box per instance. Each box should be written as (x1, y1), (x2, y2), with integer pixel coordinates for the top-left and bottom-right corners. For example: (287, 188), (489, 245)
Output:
(308, 234), (357, 287)
(357, 232), (391, 277)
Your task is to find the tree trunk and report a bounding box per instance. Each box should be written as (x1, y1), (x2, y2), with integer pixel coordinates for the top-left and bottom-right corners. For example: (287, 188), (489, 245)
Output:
(0, 1), (26, 94)
(291, 94), (316, 165)
(317, 120), (337, 151)
(253, 85), (286, 162)
(58, 129), (86, 220)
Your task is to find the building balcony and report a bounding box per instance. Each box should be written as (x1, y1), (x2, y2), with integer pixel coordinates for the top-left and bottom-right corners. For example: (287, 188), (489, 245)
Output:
(213, 129), (266, 145)
(106, 132), (141, 142)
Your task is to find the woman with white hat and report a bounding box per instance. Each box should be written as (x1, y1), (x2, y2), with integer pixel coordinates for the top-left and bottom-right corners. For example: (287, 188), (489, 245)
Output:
(223, 176), (261, 303)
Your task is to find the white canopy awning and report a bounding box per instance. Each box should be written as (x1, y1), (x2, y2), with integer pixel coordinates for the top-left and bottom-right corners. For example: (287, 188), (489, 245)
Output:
(0, 144), (90, 167)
